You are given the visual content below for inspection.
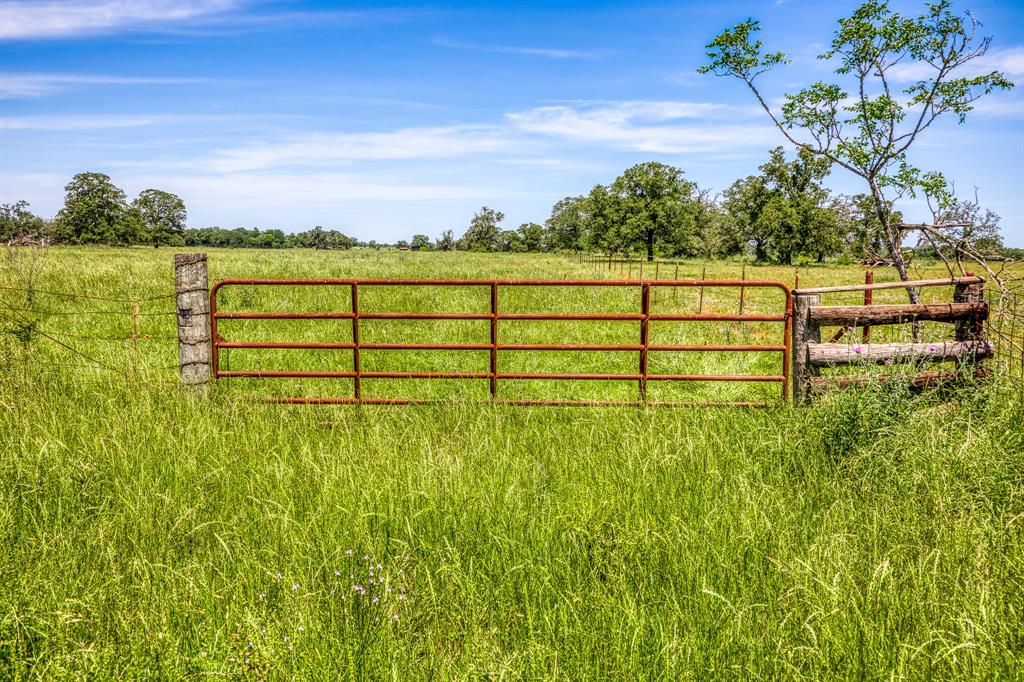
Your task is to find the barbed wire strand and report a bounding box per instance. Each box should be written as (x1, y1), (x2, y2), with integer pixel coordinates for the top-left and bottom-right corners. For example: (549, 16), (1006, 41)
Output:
(0, 285), (177, 303)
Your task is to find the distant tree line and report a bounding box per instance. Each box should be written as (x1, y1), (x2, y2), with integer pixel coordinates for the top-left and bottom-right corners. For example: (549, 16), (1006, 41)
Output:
(2, 164), (1014, 263)
(543, 152), (1010, 265)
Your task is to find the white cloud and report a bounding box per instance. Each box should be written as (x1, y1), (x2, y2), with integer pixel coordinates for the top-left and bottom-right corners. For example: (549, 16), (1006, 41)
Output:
(143, 172), (501, 204)
(888, 46), (1024, 82)
(0, 73), (216, 98)
(207, 125), (524, 172)
(506, 100), (776, 153)
(0, 0), (238, 40)
(969, 94), (1024, 117)
(0, 114), (166, 130)
(433, 37), (603, 60)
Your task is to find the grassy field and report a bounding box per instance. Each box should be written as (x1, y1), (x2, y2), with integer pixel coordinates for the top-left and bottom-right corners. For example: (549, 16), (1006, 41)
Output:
(1, 247), (1022, 679)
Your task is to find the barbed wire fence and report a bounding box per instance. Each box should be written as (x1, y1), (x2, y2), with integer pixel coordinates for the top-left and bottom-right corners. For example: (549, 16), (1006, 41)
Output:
(0, 282), (182, 385)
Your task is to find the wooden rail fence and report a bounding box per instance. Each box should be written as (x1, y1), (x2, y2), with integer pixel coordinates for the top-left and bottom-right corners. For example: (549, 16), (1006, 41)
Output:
(792, 274), (991, 403)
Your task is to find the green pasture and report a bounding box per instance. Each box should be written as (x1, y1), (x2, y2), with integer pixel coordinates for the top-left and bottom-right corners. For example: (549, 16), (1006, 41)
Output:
(0, 247), (1021, 679)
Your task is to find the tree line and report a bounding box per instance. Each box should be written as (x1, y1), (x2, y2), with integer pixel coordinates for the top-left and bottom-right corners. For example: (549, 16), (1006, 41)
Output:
(2, 156), (1015, 263)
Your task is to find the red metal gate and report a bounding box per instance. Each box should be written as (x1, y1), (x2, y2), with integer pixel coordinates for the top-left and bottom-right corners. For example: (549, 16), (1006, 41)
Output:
(210, 279), (793, 406)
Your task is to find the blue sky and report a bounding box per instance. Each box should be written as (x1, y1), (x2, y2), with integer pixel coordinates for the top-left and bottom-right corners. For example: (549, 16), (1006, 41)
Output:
(1, 0), (1022, 245)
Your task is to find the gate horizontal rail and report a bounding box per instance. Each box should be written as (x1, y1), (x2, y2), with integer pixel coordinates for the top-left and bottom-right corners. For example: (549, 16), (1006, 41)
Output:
(210, 278), (793, 406)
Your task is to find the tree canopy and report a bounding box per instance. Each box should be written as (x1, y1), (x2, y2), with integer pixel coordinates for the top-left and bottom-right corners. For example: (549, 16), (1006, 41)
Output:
(700, 0), (1015, 288)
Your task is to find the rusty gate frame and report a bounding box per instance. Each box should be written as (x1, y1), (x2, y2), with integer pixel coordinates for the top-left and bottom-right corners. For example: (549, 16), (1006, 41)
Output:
(210, 278), (793, 406)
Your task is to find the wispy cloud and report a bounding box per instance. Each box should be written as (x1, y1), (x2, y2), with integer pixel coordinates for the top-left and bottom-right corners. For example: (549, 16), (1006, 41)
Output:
(0, 0), (239, 40)
(0, 72), (219, 98)
(0, 114), (168, 130)
(207, 125), (524, 173)
(506, 100), (775, 153)
(433, 37), (604, 60)
(888, 46), (1024, 82)
(969, 94), (1024, 118)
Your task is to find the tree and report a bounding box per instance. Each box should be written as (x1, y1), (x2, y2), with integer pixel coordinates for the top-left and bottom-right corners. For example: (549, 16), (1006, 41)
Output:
(688, 188), (729, 261)
(435, 229), (455, 251)
(498, 229), (526, 252)
(545, 196), (587, 251)
(914, 189), (1004, 267)
(760, 147), (841, 264)
(459, 206), (504, 252)
(132, 189), (186, 248)
(723, 175), (772, 262)
(834, 193), (902, 262)
(517, 222), (548, 252)
(0, 201), (47, 243)
(609, 162), (695, 261)
(701, 0), (1014, 295)
(55, 172), (136, 245)
(582, 185), (624, 255)
(410, 234), (432, 251)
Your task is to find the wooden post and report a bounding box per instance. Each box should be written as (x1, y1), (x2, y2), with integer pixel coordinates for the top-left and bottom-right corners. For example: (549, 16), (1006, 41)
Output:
(175, 253), (212, 388)
(792, 293), (820, 405)
(953, 271), (985, 341)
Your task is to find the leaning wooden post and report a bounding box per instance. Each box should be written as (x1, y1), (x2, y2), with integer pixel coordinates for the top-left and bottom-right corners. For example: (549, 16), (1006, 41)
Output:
(175, 252), (212, 388)
(792, 293), (820, 405)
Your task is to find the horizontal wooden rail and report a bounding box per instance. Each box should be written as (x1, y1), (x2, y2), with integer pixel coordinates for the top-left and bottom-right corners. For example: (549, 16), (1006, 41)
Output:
(795, 276), (982, 295)
(809, 302), (988, 326)
(809, 367), (992, 392)
(807, 340), (993, 367)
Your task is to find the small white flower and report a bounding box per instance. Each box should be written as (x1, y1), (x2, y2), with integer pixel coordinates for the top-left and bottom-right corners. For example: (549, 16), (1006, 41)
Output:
(345, 549), (354, 556)
(292, 583), (300, 591)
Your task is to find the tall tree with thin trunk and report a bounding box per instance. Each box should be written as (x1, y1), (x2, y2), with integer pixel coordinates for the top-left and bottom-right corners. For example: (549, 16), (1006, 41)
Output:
(609, 162), (695, 261)
(700, 0), (1014, 298)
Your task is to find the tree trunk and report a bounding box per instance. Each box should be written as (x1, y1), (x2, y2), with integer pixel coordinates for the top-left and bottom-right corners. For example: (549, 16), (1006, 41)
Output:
(646, 232), (654, 262)
(870, 186), (922, 338)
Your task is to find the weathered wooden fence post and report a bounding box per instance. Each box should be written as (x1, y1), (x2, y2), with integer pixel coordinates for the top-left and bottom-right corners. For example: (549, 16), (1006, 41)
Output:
(953, 271), (985, 341)
(792, 293), (820, 404)
(175, 252), (212, 388)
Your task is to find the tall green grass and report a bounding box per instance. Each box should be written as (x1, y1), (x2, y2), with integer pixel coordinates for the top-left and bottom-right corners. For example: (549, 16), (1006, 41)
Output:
(1, 248), (1022, 679)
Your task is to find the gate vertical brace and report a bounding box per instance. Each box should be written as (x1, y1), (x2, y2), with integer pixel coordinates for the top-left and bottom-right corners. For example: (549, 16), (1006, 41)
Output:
(490, 283), (499, 399)
(863, 270), (874, 342)
(640, 283), (651, 402)
(351, 283), (361, 400)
